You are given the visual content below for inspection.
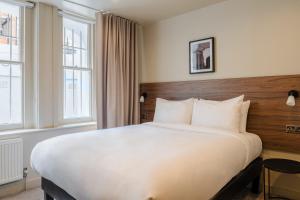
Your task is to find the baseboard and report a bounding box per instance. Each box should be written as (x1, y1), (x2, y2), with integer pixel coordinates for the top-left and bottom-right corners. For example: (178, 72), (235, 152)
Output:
(26, 176), (41, 190)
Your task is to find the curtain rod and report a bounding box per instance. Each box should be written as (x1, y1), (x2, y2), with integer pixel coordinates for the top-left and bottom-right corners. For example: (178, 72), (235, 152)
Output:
(62, 0), (139, 25)
(1, 0), (35, 8)
(58, 9), (96, 24)
(63, 0), (108, 13)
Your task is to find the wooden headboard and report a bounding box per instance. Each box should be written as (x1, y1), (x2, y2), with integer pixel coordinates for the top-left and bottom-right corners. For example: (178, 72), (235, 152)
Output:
(140, 75), (300, 153)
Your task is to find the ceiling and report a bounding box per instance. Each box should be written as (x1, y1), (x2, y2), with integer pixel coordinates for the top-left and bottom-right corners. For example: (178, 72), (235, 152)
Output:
(37, 0), (227, 24)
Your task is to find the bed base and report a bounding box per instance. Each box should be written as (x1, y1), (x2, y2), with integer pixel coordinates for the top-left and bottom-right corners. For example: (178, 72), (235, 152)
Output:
(213, 157), (262, 199)
(42, 157), (263, 200)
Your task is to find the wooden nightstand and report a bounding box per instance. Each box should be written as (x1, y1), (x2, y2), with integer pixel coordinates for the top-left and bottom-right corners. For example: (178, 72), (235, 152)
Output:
(263, 158), (300, 200)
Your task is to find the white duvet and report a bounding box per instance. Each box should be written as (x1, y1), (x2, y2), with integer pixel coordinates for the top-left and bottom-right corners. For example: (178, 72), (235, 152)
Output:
(31, 123), (262, 200)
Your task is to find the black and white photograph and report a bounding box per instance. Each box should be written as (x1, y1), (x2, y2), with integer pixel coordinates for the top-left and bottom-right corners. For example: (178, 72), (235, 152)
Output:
(189, 37), (214, 74)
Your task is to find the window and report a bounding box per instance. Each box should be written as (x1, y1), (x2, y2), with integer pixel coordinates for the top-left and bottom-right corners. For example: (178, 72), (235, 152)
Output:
(0, 2), (23, 129)
(63, 17), (92, 121)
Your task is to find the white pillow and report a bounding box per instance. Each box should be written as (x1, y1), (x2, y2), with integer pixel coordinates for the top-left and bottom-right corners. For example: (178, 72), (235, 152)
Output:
(240, 100), (251, 133)
(192, 96), (243, 132)
(200, 96), (250, 133)
(153, 98), (194, 124)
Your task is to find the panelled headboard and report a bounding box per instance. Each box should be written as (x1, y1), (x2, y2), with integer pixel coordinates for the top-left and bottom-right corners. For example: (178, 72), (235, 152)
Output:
(140, 75), (300, 153)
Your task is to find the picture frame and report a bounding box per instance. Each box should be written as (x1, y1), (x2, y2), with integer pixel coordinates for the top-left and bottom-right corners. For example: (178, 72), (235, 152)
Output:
(189, 37), (215, 74)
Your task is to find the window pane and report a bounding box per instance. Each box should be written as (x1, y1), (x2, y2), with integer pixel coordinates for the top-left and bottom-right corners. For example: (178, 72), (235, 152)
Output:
(0, 63), (9, 76)
(0, 14), (11, 36)
(12, 38), (20, 61)
(73, 29), (81, 48)
(81, 25), (88, 49)
(81, 71), (90, 117)
(64, 69), (91, 119)
(0, 36), (10, 60)
(11, 64), (22, 123)
(63, 17), (91, 120)
(63, 47), (73, 66)
(64, 27), (73, 47)
(0, 2), (22, 128)
(0, 64), (22, 124)
(64, 69), (74, 118)
(82, 50), (87, 68)
(11, 63), (21, 76)
(74, 48), (80, 67)
(0, 2), (20, 62)
(73, 70), (82, 116)
(0, 2), (19, 37)
(0, 64), (10, 124)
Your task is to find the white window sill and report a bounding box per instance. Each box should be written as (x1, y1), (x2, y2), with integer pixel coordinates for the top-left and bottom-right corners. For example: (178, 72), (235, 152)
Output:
(58, 121), (96, 129)
(0, 121), (97, 138)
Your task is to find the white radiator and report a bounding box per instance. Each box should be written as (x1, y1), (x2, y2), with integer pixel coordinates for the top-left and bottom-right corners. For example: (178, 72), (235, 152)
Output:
(0, 138), (23, 185)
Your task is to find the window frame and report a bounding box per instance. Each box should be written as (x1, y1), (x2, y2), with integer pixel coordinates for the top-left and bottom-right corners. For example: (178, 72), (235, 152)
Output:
(61, 16), (94, 125)
(0, 4), (24, 131)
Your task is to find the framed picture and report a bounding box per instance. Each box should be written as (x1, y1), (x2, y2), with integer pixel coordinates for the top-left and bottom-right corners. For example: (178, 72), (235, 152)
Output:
(189, 37), (215, 74)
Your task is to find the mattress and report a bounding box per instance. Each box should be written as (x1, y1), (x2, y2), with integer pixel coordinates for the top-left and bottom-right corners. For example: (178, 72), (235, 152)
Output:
(31, 122), (262, 200)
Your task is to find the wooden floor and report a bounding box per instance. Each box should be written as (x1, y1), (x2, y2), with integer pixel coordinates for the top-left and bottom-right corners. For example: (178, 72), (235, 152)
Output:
(2, 188), (43, 200)
(2, 187), (263, 200)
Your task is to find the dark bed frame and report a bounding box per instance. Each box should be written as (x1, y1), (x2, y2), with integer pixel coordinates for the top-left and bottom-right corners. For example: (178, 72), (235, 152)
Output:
(42, 157), (263, 200)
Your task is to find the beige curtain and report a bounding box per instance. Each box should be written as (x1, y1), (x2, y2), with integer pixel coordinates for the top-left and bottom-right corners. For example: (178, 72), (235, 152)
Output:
(96, 13), (139, 129)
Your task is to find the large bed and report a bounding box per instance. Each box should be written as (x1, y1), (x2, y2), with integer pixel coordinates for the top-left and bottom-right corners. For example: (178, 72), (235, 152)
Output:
(31, 122), (262, 200)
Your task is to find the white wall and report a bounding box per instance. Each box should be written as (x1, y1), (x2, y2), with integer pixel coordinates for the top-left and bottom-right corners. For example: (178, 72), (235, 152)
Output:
(142, 0), (300, 83)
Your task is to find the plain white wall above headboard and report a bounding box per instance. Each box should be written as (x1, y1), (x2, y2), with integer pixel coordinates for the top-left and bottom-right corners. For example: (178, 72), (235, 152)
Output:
(142, 0), (300, 83)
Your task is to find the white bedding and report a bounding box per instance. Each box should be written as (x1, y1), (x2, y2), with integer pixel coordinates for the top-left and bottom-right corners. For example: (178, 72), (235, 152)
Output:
(31, 123), (262, 200)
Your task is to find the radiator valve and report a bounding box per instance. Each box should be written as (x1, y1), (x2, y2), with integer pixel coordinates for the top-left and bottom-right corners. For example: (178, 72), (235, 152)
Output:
(23, 168), (28, 178)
